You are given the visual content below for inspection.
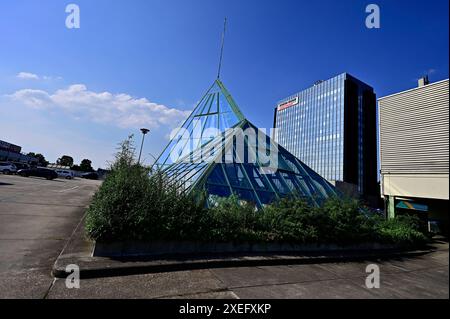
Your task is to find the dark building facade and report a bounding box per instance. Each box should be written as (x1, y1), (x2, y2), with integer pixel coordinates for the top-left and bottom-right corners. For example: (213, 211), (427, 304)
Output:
(274, 73), (378, 199)
(0, 139), (37, 164)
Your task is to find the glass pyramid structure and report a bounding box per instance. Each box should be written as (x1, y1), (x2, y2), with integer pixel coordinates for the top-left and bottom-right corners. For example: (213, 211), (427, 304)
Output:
(154, 79), (337, 208)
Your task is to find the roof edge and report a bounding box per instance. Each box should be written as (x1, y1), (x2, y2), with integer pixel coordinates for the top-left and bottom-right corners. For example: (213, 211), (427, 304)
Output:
(378, 78), (449, 101)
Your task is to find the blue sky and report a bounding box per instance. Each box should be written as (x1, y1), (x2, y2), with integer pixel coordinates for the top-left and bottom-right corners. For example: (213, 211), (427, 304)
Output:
(0, 0), (448, 169)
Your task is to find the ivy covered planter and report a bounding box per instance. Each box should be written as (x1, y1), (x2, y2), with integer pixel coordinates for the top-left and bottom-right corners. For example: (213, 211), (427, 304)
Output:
(85, 137), (429, 254)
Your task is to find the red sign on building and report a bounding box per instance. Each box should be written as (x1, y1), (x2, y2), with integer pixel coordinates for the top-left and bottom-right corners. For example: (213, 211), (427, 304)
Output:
(277, 97), (299, 111)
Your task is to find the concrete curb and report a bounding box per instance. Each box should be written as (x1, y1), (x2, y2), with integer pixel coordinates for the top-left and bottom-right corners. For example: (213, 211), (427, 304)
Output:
(54, 250), (433, 279)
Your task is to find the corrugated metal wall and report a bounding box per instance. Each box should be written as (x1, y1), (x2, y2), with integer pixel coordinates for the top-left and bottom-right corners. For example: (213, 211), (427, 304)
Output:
(379, 79), (449, 174)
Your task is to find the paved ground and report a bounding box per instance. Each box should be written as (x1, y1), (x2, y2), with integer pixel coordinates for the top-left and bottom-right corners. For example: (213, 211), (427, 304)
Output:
(1, 174), (448, 299)
(47, 241), (449, 299)
(0, 174), (101, 298)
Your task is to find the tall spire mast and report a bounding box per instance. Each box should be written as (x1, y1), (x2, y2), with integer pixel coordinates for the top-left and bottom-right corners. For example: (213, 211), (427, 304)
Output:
(217, 17), (227, 79)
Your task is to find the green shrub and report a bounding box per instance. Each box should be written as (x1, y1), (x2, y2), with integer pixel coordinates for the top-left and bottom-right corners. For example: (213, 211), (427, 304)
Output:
(85, 136), (207, 242)
(260, 197), (323, 243)
(205, 195), (261, 242)
(137, 171), (207, 241)
(374, 215), (428, 246)
(85, 136), (152, 241)
(318, 197), (375, 244)
(86, 137), (428, 248)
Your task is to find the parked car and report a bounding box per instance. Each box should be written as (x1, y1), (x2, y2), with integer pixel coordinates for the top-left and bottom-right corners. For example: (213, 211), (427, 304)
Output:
(0, 162), (17, 174)
(55, 170), (74, 179)
(13, 162), (30, 170)
(81, 172), (99, 180)
(17, 168), (58, 180)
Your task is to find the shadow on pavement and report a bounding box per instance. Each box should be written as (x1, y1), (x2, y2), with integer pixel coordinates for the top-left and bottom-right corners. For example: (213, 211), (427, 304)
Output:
(0, 182), (14, 186)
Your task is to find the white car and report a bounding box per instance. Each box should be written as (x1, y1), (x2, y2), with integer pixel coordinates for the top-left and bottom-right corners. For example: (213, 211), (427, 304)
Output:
(55, 170), (74, 179)
(0, 162), (17, 174)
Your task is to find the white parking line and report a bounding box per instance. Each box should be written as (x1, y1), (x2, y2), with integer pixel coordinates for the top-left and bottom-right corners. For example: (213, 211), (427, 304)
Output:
(58, 186), (80, 193)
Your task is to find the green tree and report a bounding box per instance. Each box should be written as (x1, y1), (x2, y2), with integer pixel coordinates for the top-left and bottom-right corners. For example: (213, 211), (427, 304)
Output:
(79, 159), (94, 172)
(57, 155), (74, 167)
(26, 152), (48, 167)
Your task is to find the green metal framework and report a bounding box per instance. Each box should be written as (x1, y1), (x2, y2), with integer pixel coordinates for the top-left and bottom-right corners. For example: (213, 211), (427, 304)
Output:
(154, 79), (337, 208)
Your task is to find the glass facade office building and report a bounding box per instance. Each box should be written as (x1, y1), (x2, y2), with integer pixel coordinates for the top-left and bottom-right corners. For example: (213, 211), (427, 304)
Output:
(274, 73), (377, 198)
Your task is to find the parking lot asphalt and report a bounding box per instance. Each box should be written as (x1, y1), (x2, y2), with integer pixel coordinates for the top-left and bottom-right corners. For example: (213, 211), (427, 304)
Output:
(0, 174), (101, 298)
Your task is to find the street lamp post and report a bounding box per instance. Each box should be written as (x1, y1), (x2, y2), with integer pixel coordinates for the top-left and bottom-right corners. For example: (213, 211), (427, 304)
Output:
(138, 128), (150, 164)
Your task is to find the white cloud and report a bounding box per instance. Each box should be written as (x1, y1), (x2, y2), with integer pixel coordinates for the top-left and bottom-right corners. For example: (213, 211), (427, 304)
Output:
(17, 72), (39, 80)
(42, 75), (63, 81)
(8, 84), (190, 129)
(16, 72), (63, 81)
(9, 89), (53, 109)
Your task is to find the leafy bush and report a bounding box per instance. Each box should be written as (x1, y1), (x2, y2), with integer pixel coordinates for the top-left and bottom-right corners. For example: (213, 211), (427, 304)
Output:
(85, 136), (207, 242)
(205, 195), (261, 242)
(374, 215), (428, 246)
(85, 137), (150, 241)
(86, 137), (428, 247)
(318, 197), (375, 244)
(260, 197), (324, 243)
